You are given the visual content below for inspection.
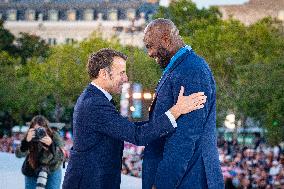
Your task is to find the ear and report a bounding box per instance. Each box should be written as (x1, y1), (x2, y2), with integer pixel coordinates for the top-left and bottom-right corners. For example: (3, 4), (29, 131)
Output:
(161, 34), (171, 47)
(99, 69), (108, 80)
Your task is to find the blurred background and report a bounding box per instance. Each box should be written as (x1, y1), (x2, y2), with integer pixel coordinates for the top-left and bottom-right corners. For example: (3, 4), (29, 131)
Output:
(0, 0), (283, 188)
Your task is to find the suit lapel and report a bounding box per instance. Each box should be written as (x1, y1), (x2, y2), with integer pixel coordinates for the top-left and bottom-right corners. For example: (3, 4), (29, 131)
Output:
(155, 51), (190, 95)
(149, 51), (191, 114)
(149, 97), (157, 115)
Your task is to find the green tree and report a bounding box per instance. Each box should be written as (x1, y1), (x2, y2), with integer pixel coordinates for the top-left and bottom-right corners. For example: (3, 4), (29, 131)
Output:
(236, 60), (284, 144)
(27, 44), (87, 122)
(154, 0), (221, 37)
(0, 51), (22, 134)
(0, 19), (16, 54)
(0, 30), (50, 128)
(16, 32), (50, 64)
(245, 18), (284, 64)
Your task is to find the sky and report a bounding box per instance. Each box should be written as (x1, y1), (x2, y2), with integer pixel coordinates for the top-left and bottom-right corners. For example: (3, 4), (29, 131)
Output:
(159, 0), (249, 8)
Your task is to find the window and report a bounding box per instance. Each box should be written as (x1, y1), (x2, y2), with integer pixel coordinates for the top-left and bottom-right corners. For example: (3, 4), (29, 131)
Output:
(65, 38), (74, 44)
(48, 38), (57, 45)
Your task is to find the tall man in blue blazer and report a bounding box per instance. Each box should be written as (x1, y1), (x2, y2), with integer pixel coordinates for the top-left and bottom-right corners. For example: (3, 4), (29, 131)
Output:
(62, 49), (207, 189)
(142, 19), (224, 189)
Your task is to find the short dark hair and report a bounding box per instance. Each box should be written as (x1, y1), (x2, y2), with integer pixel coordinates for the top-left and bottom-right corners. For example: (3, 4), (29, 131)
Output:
(87, 48), (127, 79)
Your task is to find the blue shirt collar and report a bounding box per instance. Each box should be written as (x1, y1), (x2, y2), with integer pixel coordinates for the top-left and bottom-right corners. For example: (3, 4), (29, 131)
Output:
(163, 45), (192, 75)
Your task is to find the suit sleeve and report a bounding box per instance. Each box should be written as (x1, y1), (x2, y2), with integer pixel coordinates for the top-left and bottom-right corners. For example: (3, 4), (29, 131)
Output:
(85, 99), (175, 146)
(134, 121), (148, 126)
(154, 78), (212, 188)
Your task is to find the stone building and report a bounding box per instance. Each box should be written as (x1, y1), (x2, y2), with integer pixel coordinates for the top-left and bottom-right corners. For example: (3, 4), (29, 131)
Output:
(0, 0), (158, 47)
(218, 0), (284, 25)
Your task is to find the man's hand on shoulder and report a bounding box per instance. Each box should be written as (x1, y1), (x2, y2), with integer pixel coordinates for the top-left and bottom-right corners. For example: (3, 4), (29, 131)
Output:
(170, 86), (207, 120)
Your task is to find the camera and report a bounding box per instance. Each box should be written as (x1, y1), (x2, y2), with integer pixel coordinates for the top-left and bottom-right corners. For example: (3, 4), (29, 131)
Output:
(36, 167), (49, 189)
(32, 127), (46, 141)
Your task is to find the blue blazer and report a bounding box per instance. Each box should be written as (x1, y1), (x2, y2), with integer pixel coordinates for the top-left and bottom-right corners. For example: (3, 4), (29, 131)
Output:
(142, 49), (224, 189)
(62, 84), (175, 189)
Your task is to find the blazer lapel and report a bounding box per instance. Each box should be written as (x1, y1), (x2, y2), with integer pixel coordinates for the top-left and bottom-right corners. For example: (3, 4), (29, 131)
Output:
(155, 51), (190, 94)
(149, 50), (191, 114)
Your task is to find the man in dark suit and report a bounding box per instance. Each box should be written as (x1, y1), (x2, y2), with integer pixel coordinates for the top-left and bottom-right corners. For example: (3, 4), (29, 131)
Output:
(142, 19), (224, 189)
(62, 49), (207, 189)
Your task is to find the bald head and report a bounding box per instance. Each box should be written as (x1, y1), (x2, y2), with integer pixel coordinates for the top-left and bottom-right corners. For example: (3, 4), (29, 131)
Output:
(144, 18), (180, 40)
(143, 18), (184, 68)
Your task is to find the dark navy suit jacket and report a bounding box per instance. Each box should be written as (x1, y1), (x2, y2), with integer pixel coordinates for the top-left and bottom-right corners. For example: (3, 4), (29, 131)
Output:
(63, 84), (175, 189)
(142, 49), (224, 189)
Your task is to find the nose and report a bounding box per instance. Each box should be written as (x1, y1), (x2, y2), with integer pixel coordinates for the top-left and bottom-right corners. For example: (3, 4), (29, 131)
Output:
(147, 49), (155, 58)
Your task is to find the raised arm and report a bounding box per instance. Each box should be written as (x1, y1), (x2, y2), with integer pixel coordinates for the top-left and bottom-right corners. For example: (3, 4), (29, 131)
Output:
(86, 88), (206, 146)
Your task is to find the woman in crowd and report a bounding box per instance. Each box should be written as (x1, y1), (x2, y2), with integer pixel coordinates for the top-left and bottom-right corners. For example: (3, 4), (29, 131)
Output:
(15, 115), (64, 189)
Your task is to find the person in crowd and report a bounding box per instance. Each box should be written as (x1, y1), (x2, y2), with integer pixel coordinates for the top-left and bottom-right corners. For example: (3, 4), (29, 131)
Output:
(15, 115), (64, 189)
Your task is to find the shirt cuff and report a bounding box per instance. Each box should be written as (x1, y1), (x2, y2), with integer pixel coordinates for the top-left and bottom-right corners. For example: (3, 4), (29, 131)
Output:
(165, 110), (177, 128)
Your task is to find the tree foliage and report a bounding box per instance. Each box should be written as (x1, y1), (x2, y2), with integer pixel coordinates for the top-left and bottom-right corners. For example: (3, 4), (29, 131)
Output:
(154, 0), (221, 36)
(0, 19), (16, 54)
(16, 32), (50, 64)
(236, 60), (284, 145)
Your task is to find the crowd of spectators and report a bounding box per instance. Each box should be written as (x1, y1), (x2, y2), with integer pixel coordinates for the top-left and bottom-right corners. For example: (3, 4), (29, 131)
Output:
(122, 142), (144, 177)
(121, 136), (284, 189)
(0, 133), (22, 153)
(1, 133), (284, 188)
(218, 137), (284, 188)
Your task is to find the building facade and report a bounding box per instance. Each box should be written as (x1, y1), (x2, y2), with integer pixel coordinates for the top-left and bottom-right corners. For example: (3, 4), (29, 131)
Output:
(0, 0), (158, 47)
(218, 0), (284, 25)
